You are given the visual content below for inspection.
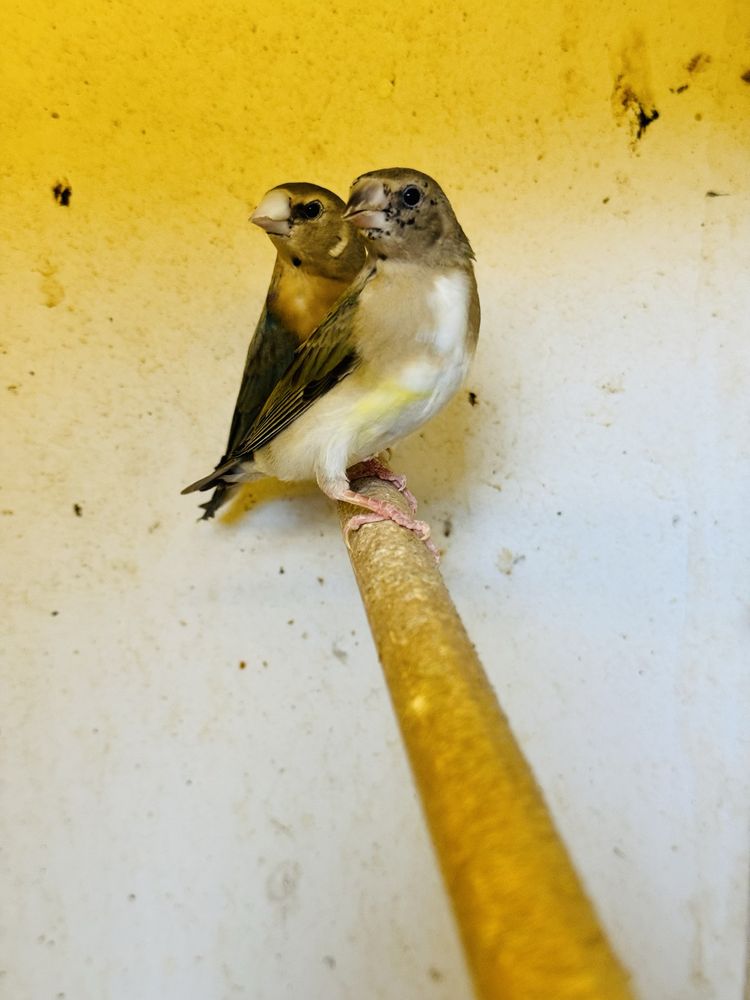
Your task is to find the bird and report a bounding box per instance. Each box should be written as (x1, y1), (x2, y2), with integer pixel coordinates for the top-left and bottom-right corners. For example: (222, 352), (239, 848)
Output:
(194, 182), (366, 519)
(183, 168), (480, 548)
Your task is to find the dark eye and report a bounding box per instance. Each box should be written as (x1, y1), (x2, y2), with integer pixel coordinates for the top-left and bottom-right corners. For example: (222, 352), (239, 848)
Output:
(302, 200), (322, 219)
(402, 186), (422, 207)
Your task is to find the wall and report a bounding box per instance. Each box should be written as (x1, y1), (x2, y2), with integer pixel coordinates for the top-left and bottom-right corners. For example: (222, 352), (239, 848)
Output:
(2, 1), (749, 998)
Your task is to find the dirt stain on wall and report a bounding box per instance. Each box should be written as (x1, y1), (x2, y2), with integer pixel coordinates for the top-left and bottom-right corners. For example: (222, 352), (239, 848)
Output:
(36, 258), (65, 308)
(611, 30), (660, 148)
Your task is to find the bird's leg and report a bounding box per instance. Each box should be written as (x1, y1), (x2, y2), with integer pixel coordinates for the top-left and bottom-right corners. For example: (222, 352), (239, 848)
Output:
(346, 456), (418, 513)
(330, 486), (439, 561)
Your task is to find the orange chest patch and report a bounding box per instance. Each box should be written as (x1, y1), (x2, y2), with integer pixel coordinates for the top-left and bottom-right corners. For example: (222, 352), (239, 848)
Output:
(271, 272), (350, 342)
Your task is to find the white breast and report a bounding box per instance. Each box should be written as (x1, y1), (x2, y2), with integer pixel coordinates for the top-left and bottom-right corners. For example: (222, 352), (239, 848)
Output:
(422, 271), (472, 356)
(255, 264), (475, 490)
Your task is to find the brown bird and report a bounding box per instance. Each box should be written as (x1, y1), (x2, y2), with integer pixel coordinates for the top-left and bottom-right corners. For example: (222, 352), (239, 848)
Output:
(184, 168), (479, 551)
(195, 182), (366, 518)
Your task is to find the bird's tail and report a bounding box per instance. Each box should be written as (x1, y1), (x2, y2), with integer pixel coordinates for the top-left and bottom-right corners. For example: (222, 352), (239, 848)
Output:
(181, 468), (227, 495)
(196, 483), (237, 520)
(181, 454), (260, 514)
(182, 452), (243, 494)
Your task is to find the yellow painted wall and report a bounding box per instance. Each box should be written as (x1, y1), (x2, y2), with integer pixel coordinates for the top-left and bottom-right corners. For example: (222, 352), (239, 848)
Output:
(5, 0), (749, 279)
(3, 2), (749, 999)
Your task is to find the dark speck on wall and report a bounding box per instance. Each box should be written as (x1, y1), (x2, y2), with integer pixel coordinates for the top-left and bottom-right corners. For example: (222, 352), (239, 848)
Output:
(73, 503), (83, 517)
(238, 661), (247, 670)
(634, 103), (659, 139)
(468, 390), (478, 406)
(443, 516), (453, 538)
(741, 70), (750, 84)
(52, 182), (72, 207)
(686, 53), (711, 74)
(612, 74), (660, 143)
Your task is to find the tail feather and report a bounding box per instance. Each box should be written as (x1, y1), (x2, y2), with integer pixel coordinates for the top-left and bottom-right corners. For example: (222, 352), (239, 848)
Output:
(197, 483), (237, 520)
(182, 454), (261, 524)
(181, 468), (227, 495)
(182, 450), (248, 494)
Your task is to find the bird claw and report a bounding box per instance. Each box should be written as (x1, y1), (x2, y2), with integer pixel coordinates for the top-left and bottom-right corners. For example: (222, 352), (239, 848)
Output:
(347, 458), (418, 513)
(343, 506), (440, 562)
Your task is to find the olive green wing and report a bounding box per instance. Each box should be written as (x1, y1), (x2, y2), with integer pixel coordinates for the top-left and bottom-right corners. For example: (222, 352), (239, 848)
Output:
(189, 300), (301, 517)
(223, 303), (300, 459)
(219, 270), (369, 466)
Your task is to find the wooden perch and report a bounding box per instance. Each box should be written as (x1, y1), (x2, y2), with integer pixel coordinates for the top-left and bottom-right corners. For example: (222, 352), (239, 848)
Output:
(338, 471), (635, 1000)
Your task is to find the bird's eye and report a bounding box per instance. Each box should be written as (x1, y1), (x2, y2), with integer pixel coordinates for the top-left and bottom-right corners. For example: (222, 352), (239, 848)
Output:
(402, 186), (422, 207)
(302, 201), (322, 219)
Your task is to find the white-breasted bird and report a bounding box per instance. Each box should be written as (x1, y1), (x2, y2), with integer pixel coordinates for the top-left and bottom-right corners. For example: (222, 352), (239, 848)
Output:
(195, 183), (365, 519)
(183, 168), (480, 546)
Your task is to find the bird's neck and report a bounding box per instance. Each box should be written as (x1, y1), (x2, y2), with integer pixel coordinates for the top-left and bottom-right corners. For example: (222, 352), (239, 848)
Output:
(269, 260), (351, 342)
(371, 255), (472, 284)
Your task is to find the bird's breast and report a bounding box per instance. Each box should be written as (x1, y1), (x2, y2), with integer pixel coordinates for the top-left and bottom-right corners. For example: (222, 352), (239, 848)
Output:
(272, 268), (350, 341)
(358, 264), (473, 363)
(351, 266), (475, 427)
(421, 270), (473, 357)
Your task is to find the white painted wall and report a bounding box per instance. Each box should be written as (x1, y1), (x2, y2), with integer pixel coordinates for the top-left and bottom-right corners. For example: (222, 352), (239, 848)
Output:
(2, 2), (749, 998)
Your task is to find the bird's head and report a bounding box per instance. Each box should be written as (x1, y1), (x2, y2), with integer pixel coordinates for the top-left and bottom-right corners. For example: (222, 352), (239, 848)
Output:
(251, 183), (366, 279)
(343, 168), (474, 265)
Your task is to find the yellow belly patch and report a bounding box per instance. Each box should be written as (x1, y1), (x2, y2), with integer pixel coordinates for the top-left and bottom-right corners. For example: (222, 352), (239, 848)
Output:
(354, 379), (429, 422)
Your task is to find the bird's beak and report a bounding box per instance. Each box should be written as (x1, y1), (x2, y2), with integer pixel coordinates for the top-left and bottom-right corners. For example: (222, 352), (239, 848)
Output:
(251, 189), (292, 236)
(344, 179), (388, 230)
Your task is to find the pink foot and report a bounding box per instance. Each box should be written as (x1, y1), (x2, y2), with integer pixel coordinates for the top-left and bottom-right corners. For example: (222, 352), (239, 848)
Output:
(340, 490), (440, 561)
(346, 458), (418, 513)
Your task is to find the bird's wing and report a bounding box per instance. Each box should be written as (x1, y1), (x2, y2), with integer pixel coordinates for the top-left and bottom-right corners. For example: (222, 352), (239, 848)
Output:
(226, 271), (370, 462)
(182, 303), (300, 509)
(221, 303), (300, 461)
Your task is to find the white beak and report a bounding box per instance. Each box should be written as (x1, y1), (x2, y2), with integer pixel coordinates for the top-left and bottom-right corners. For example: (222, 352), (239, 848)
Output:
(344, 179), (388, 230)
(251, 189), (292, 236)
